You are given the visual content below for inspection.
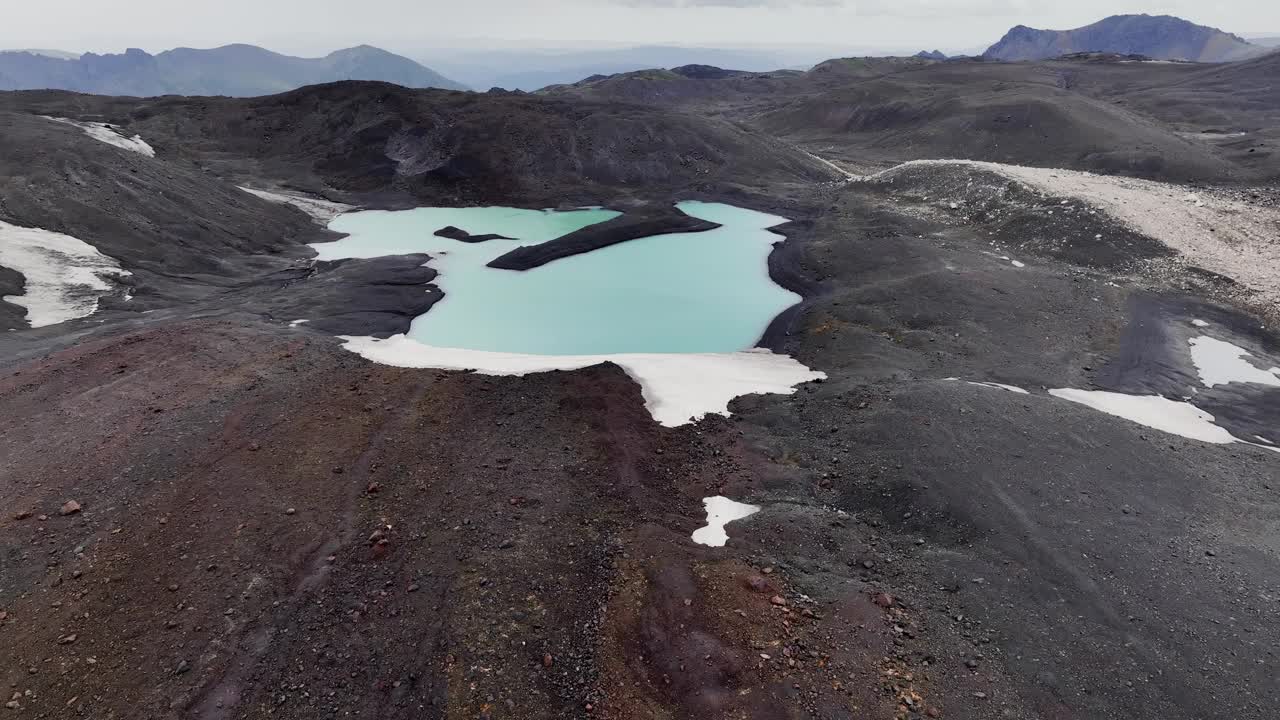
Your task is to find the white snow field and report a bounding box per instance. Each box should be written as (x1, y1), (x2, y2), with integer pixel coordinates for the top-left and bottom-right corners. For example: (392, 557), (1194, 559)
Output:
(0, 221), (130, 327)
(339, 335), (825, 428)
(238, 187), (354, 224)
(42, 116), (155, 157)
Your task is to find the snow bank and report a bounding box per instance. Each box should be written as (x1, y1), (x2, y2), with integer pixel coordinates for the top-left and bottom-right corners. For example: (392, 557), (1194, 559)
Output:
(1188, 336), (1280, 388)
(42, 116), (155, 157)
(239, 187), (353, 224)
(339, 335), (825, 427)
(801, 150), (856, 180)
(967, 381), (1030, 394)
(1051, 387), (1278, 453)
(0, 221), (130, 327)
(1049, 389), (1239, 445)
(691, 496), (761, 547)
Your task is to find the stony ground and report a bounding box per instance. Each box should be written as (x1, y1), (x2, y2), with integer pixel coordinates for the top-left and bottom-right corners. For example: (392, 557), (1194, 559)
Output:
(3, 174), (1276, 719)
(2, 65), (1279, 720)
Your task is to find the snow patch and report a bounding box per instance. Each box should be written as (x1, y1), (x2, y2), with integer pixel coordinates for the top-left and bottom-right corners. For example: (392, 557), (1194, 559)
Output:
(42, 116), (154, 157)
(0, 221), (130, 327)
(289, 319), (309, 327)
(1191, 319), (1210, 328)
(801, 150), (856, 180)
(968, 381), (1030, 394)
(1049, 389), (1239, 444)
(239, 187), (353, 224)
(691, 497), (761, 547)
(1188, 336), (1280, 388)
(339, 335), (825, 427)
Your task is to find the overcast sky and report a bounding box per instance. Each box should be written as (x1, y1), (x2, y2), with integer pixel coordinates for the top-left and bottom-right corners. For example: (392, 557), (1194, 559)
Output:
(3, 1), (1276, 56)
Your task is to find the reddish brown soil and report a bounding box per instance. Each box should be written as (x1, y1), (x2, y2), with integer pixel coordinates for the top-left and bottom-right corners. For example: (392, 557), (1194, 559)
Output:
(0, 320), (905, 719)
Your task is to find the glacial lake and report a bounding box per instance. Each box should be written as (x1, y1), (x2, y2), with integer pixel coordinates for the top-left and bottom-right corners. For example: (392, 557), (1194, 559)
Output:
(311, 201), (800, 356)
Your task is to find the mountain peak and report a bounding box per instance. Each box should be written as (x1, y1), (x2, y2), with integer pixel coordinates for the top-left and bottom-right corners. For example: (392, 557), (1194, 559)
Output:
(984, 14), (1265, 62)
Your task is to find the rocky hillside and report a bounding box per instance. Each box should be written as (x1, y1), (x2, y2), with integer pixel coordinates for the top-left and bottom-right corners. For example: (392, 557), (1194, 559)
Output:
(1, 82), (839, 207)
(983, 14), (1265, 62)
(0, 44), (466, 96)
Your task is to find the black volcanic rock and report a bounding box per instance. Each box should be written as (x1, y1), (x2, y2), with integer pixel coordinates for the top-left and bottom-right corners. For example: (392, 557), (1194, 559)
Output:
(0, 81), (838, 206)
(983, 14), (1265, 63)
(434, 226), (514, 243)
(670, 64), (746, 80)
(486, 206), (721, 271)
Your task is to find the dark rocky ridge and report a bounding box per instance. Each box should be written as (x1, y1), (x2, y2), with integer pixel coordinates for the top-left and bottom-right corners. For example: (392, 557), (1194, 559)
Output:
(434, 225), (514, 243)
(486, 205), (721, 271)
(0, 81), (840, 209)
(547, 54), (1278, 183)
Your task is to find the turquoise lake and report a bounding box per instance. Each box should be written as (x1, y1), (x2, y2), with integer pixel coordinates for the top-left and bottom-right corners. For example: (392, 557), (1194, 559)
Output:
(311, 202), (800, 356)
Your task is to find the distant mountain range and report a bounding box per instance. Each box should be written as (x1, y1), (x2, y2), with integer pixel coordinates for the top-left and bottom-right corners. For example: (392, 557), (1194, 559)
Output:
(415, 45), (857, 91)
(0, 44), (466, 97)
(983, 14), (1268, 63)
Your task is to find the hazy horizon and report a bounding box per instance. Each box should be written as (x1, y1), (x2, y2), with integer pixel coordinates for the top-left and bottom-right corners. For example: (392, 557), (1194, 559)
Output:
(4, 1), (1276, 58)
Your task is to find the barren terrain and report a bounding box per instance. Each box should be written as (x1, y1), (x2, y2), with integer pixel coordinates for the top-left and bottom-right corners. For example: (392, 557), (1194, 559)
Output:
(1, 54), (1278, 720)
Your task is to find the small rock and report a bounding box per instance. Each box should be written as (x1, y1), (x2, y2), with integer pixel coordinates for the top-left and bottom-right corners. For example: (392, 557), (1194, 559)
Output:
(366, 482), (382, 494)
(167, 584), (179, 592)
(175, 660), (191, 675)
(862, 560), (875, 570)
(1205, 550), (1217, 557)
(248, 442), (261, 452)
(60, 501), (82, 516)
(1121, 505), (1132, 515)
(769, 595), (787, 607)
(408, 583), (420, 593)
(542, 654), (554, 668)
(332, 467), (344, 475)
(57, 633), (77, 645)
(743, 575), (769, 593)
(5, 700), (19, 710)
(12, 511), (32, 521)
(285, 508), (296, 516)
(973, 692), (987, 700)
(965, 658), (980, 669)
(873, 593), (894, 609)
(926, 709), (941, 718)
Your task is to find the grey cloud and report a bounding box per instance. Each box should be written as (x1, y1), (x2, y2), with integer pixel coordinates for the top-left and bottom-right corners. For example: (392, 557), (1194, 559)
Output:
(616, 0), (843, 6)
